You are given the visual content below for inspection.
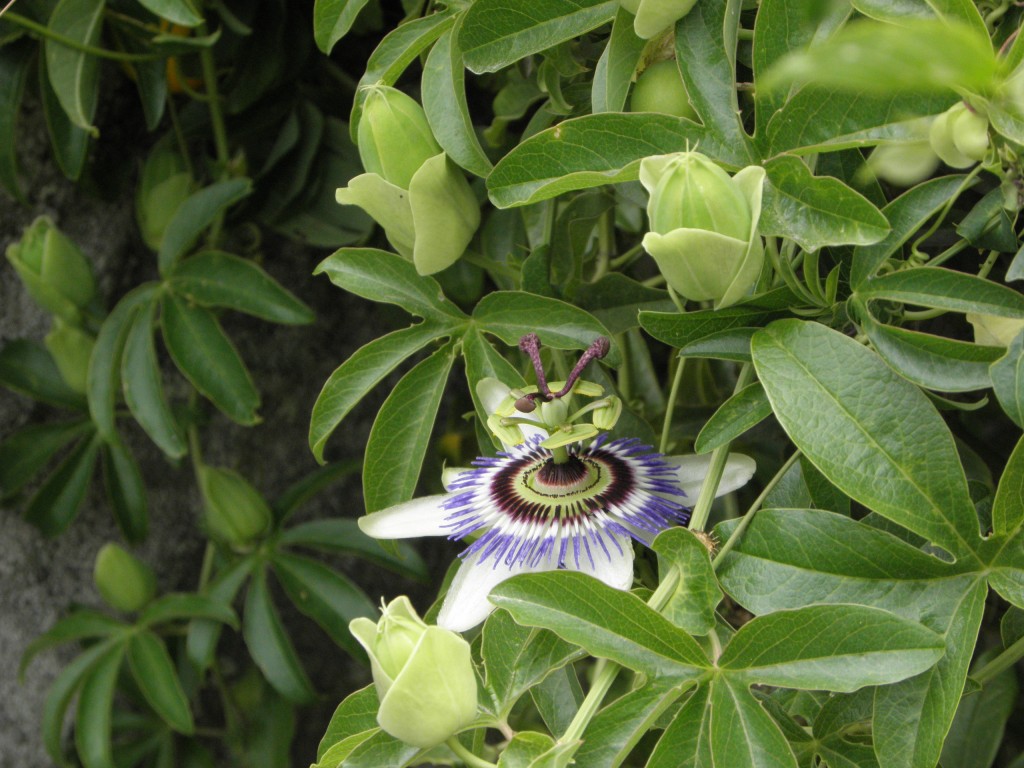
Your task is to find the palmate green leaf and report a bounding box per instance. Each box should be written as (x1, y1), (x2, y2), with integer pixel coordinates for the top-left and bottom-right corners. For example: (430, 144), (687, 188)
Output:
(349, 12), (455, 140)
(993, 436), (1024, 537)
(761, 155), (890, 249)
(473, 291), (621, 366)
(856, 267), (1024, 318)
(101, 434), (148, 542)
(498, 732), (557, 768)
(0, 419), (91, 500)
(850, 174), (968, 288)
(991, 332), (1024, 428)
(649, 679), (799, 768)
(422, 25), (492, 178)
(752, 0), (851, 138)
(530, 666), (583, 737)
(853, 0), (988, 36)
(75, 641), (124, 768)
(674, 0), (755, 159)
(572, 678), (685, 768)
(863, 319), (1001, 392)
(694, 381), (772, 454)
(44, 0), (104, 133)
(315, 248), (466, 323)
(313, 0), (370, 53)
(168, 251), (314, 325)
(160, 293), (260, 425)
(316, 685), (378, 761)
(719, 604), (945, 691)
(138, 592), (239, 628)
(592, 8), (644, 113)
(765, 89), (952, 155)
(24, 431), (101, 537)
(122, 300), (187, 459)
(940, 651), (1018, 768)
(88, 284), (161, 440)
(0, 42), (32, 200)
(309, 323), (449, 463)
(459, 0), (616, 74)
(0, 338), (87, 410)
(652, 528), (721, 635)
(186, 557), (253, 671)
(126, 631), (194, 734)
(759, 18), (997, 95)
(243, 566), (315, 704)
(363, 344), (456, 513)
(156, 178), (253, 275)
(677, 327), (757, 362)
(338, 729), (421, 768)
(486, 114), (733, 209)
(490, 571), (709, 679)
(279, 519), (428, 581)
(135, 0), (201, 26)
(271, 551), (375, 658)
(20, 609), (125, 680)
(872, 579), (987, 768)
(481, 609), (580, 719)
(752, 320), (980, 559)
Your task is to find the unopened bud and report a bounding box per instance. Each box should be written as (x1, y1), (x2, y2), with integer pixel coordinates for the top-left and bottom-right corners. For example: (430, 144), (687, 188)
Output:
(94, 543), (157, 613)
(199, 466), (271, 546)
(630, 60), (697, 120)
(357, 86), (442, 189)
(6, 218), (96, 323)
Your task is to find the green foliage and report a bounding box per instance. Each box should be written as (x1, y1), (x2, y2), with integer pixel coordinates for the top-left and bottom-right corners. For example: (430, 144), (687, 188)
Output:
(9, 0), (1024, 765)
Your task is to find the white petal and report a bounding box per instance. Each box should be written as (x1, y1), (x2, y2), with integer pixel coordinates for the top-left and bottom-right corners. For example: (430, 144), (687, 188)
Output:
(441, 466), (472, 491)
(437, 550), (551, 632)
(477, 378), (513, 416)
(563, 532), (635, 590)
(664, 453), (756, 499)
(358, 494), (451, 539)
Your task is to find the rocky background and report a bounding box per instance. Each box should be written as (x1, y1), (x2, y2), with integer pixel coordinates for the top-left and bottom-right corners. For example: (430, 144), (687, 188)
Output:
(0, 90), (447, 766)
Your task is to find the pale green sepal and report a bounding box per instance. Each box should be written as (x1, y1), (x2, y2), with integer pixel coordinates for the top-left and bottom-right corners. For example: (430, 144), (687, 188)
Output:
(408, 153), (480, 275)
(376, 626), (478, 749)
(634, 0), (697, 38)
(540, 423), (600, 449)
(638, 153), (679, 193)
(349, 616), (396, 696)
(717, 236), (764, 309)
(336, 174), (416, 257)
(642, 228), (748, 301)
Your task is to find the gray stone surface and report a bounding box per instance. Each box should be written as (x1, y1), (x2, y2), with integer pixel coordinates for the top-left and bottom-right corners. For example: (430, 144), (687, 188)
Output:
(0, 96), (444, 766)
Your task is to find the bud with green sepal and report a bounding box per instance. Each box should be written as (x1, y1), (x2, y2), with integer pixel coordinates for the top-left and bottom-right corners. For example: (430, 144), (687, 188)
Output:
(336, 85), (480, 275)
(640, 151), (765, 308)
(349, 596), (478, 749)
(929, 101), (989, 169)
(94, 543), (157, 613)
(136, 147), (193, 251)
(619, 0), (697, 38)
(6, 217), (98, 325)
(198, 466), (272, 547)
(44, 320), (96, 394)
(630, 59), (698, 121)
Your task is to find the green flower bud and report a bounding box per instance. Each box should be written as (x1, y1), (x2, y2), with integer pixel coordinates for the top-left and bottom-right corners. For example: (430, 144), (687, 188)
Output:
(136, 148), (192, 251)
(357, 86), (442, 189)
(619, 0), (698, 38)
(199, 466), (272, 546)
(929, 103), (986, 168)
(336, 152), (480, 275)
(866, 141), (940, 187)
(630, 60), (698, 120)
(350, 597), (477, 749)
(640, 152), (765, 307)
(44, 320), (96, 394)
(6, 217), (96, 323)
(966, 313), (1024, 347)
(94, 543), (157, 613)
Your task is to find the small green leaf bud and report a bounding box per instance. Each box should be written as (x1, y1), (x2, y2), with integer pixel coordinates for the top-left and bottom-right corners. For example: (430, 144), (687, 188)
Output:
(136, 148), (192, 251)
(6, 217), (96, 323)
(630, 60), (698, 120)
(357, 86), (442, 189)
(44, 320), (96, 394)
(94, 543), (157, 613)
(349, 597), (478, 749)
(198, 466), (272, 546)
(619, 0), (698, 38)
(640, 152), (765, 307)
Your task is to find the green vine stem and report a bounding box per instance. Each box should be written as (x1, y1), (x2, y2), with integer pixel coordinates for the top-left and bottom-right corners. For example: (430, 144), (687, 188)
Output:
(659, 356), (686, 454)
(447, 736), (497, 768)
(2, 12), (163, 61)
(713, 450), (802, 569)
(973, 632), (1024, 685)
(688, 363), (755, 532)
